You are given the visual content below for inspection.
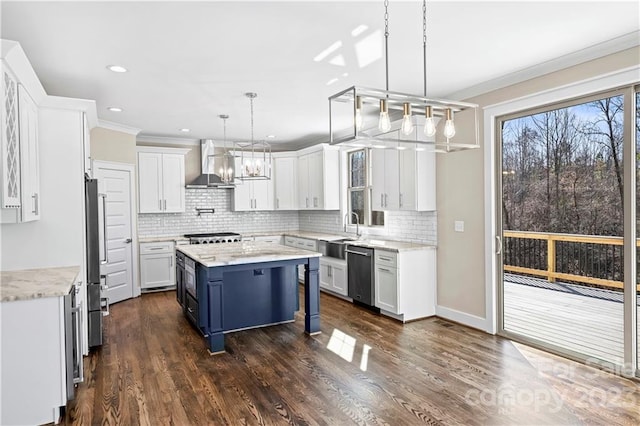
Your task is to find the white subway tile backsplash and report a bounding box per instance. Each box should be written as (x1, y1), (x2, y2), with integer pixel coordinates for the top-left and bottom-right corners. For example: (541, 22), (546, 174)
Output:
(298, 210), (437, 245)
(138, 189), (436, 244)
(137, 189), (299, 237)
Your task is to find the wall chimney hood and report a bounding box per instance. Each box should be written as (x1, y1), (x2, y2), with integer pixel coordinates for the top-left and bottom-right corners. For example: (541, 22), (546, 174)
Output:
(185, 139), (235, 189)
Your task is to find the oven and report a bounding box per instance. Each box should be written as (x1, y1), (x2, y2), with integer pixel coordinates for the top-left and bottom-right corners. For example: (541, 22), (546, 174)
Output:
(185, 256), (197, 298)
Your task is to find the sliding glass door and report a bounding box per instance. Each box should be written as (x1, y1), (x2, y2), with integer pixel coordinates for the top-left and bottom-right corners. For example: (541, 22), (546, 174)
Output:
(498, 86), (638, 375)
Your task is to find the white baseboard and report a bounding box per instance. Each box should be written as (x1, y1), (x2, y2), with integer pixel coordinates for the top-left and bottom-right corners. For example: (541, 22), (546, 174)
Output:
(436, 305), (492, 334)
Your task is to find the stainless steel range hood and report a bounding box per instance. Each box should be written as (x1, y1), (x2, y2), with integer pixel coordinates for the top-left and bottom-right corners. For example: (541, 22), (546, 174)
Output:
(186, 139), (235, 189)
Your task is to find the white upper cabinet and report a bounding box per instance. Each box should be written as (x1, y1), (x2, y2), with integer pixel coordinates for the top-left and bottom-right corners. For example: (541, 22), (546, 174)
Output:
(137, 148), (187, 213)
(371, 149), (399, 211)
(371, 148), (435, 211)
(232, 155), (274, 211)
(17, 85), (40, 222)
(1, 60), (41, 223)
(273, 154), (297, 210)
(297, 144), (339, 210)
(399, 149), (435, 211)
(1, 64), (21, 209)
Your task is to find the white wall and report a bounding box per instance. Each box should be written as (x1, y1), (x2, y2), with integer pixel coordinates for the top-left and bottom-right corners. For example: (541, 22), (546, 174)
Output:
(0, 108), (85, 271)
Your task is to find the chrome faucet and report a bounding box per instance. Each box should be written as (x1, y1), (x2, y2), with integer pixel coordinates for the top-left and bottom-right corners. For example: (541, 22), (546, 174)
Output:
(343, 212), (360, 237)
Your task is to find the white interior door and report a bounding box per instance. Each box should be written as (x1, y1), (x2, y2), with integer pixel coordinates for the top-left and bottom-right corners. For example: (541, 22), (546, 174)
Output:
(94, 161), (135, 304)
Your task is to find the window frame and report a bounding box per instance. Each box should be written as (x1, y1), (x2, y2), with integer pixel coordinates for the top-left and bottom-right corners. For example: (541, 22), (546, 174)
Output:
(346, 148), (384, 228)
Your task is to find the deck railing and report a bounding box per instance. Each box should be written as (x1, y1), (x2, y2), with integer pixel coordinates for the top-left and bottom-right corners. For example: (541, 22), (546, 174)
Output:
(503, 230), (640, 291)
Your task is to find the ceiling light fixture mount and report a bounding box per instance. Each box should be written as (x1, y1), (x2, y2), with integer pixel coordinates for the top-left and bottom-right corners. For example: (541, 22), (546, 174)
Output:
(235, 92), (272, 180)
(328, 0), (479, 152)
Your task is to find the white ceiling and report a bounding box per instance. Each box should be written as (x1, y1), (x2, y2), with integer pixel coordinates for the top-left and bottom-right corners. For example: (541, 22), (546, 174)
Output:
(1, 1), (639, 149)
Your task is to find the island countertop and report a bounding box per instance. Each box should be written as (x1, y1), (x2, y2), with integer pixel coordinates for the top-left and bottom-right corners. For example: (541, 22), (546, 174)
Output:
(176, 241), (322, 267)
(0, 266), (80, 302)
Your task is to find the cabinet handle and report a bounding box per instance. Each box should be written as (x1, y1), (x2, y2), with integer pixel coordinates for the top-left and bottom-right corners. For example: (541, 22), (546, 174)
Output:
(399, 193), (403, 208)
(328, 266), (332, 278)
(381, 194), (384, 207)
(379, 256), (392, 261)
(32, 193), (38, 215)
(306, 197), (309, 208)
(148, 247), (164, 250)
(379, 267), (391, 273)
(159, 199), (162, 210)
(99, 193), (109, 265)
(276, 198), (279, 209)
(384, 194), (388, 207)
(170, 256), (173, 267)
(163, 199), (167, 210)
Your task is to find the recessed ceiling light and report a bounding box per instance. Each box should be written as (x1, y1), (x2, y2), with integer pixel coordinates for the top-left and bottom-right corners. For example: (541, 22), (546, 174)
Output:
(107, 107), (123, 112)
(266, 135), (276, 139)
(107, 65), (128, 73)
(180, 128), (190, 133)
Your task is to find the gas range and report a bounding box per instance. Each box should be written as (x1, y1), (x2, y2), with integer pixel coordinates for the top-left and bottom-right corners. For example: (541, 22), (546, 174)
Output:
(184, 232), (242, 244)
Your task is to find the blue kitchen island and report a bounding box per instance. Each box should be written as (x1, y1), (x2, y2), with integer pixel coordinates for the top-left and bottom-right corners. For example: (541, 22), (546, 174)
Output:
(176, 241), (322, 354)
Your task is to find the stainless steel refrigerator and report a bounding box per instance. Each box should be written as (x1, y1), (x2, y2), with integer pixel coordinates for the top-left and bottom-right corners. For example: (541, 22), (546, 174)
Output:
(85, 175), (105, 347)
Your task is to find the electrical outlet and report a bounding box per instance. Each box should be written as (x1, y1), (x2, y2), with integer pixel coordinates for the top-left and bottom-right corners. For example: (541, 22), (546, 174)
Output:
(454, 220), (464, 232)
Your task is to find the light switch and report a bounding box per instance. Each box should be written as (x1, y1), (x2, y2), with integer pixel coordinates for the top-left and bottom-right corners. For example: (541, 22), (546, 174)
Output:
(454, 220), (464, 232)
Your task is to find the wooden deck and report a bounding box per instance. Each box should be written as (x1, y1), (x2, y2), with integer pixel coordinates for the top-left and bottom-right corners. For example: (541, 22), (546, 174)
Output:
(504, 273), (639, 364)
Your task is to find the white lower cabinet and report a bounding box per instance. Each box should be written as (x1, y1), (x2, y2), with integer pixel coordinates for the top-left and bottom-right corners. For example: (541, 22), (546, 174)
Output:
(1, 295), (68, 425)
(374, 247), (436, 322)
(252, 235), (284, 244)
(140, 241), (176, 290)
(319, 257), (347, 296)
(283, 235), (318, 281)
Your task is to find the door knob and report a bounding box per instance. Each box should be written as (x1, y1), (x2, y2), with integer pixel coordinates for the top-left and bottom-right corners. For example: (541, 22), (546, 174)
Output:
(124, 238), (132, 244)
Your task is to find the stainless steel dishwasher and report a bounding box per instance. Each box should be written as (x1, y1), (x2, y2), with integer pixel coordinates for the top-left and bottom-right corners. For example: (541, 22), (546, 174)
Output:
(346, 245), (376, 307)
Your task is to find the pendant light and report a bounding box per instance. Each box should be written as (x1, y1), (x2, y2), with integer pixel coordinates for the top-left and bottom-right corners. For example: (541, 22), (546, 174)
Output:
(236, 92), (272, 180)
(328, 0), (479, 152)
(217, 114), (235, 184)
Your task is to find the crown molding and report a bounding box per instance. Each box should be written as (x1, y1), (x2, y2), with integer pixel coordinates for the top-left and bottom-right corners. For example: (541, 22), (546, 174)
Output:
(448, 30), (640, 102)
(97, 119), (141, 136)
(136, 134), (199, 146)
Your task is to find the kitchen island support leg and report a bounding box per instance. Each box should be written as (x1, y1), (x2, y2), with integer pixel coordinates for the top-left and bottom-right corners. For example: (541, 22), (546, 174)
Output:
(304, 257), (321, 335)
(206, 268), (225, 354)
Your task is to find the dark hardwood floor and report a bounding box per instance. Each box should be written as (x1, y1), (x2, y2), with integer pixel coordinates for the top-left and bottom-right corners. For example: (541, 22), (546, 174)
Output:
(63, 288), (640, 425)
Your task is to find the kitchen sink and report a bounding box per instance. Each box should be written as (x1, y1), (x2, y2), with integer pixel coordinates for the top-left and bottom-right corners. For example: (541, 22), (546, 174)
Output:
(319, 238), (357, 260)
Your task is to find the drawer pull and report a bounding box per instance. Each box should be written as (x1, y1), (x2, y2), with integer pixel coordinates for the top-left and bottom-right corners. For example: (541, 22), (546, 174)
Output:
(187, 307), (194, 313)
(379, 268), (391, 273)
(379, 256), (392, 261)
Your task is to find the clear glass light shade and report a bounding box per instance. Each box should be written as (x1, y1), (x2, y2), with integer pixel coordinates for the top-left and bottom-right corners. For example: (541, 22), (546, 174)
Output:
(443, 108), (456, 139)
(400, 103), (413, 135)
(423, 106), (436, 137)
(378, 99), (391, 133)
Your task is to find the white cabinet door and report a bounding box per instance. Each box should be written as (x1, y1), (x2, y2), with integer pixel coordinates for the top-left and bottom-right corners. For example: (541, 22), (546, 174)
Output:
(297, 154), (309, 209)
(161, 154), (185, 213)
(399, 149), (435, 211)
(18, 85), (39, 222)
(319, 259), (332, 290)
(371, 149), (385, 210)
(399, 149), (416, 210)
(331, 261), (348, 296)
(138, 152), (163, 213)
(253, 178), (274, 211)
(375, 265), (399, 313)
(140, 253), (175, 289)
(1, 65), (21, 208)
(138, 151), (186, 213)
(308, 151), (323, 209)
(233, 180), (253, 211)
(274, 156), (297, 210)
(371, 149), (399, 210)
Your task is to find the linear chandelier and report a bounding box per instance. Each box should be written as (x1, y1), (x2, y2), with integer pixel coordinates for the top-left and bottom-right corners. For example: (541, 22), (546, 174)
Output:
(329, 0), (479, 153)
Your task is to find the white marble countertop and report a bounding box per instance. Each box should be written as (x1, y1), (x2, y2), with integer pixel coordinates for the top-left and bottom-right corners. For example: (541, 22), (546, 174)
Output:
(348, 239), (436, 252)
(284, 231), (349, 241)
(139, 235), (190, 244)
(1, 266), (80, 302)
(176, 241), (322, 267)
